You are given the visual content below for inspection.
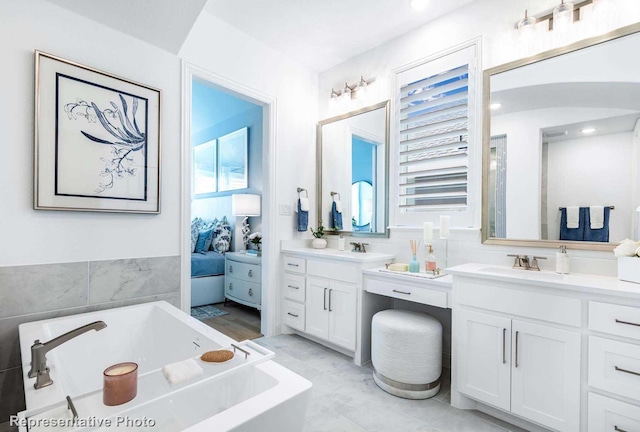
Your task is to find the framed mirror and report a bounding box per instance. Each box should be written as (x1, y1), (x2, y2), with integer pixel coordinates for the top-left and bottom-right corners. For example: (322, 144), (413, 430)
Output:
(483, 24), (640, 250)
(317, 100), (390, 237)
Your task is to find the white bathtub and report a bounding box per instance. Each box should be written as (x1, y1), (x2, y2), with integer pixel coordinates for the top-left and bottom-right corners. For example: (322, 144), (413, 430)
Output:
(17, 302), (311, 431)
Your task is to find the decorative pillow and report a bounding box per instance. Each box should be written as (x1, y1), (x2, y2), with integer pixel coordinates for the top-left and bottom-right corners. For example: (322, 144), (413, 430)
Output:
(190, 218), (203, 253)
(207, 218), (220, 250)
(213, 217), (232, 253)
(195, 228), (214, 254)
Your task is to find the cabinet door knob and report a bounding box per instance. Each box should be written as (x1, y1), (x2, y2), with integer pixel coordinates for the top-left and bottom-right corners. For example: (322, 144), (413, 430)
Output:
(229, 266), (233, 273)
(248, 269), (253, 277)
(229, 283), (233, 290)
(249, 288), (253, 297)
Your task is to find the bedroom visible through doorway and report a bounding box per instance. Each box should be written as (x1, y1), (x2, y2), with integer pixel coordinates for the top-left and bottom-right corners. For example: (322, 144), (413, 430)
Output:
(189, 77), (264, 341)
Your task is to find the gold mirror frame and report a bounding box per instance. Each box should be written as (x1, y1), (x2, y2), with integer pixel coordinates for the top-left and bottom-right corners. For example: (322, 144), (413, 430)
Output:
(317, 100), (391, 238)
(482, 23), (640, 251)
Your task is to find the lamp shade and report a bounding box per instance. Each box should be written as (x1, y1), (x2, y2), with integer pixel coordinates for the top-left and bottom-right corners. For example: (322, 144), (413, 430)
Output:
(232, 194), (261, 217)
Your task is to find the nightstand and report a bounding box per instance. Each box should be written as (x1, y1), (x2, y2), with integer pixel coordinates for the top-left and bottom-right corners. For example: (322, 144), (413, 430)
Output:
(224, 251), (262, 311)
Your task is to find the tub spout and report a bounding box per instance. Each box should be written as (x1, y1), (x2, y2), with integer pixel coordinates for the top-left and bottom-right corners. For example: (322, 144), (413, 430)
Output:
(28, 321), (107, 389)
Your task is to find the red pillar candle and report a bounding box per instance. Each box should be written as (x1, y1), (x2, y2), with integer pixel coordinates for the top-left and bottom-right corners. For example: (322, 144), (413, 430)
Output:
(103, 362), (138, 406)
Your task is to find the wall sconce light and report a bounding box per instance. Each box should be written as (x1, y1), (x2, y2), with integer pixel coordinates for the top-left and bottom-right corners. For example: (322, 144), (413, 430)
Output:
(515, 0), (604, 33)
(517, 10), (537, 40)
(329, 76), (374, 104)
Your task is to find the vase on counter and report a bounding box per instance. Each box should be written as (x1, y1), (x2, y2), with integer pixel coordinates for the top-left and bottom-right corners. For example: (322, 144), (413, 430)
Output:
(312, 238), (327, 249)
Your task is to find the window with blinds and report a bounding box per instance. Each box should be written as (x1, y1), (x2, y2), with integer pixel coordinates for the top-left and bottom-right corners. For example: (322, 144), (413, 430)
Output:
(398, 64), (469, 212)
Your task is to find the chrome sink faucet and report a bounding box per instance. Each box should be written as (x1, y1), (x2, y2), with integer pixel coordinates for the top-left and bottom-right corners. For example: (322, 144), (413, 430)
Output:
(507, 254), (546, 271)
(350, 242), (368, 253)
(28, 321), (107, 389)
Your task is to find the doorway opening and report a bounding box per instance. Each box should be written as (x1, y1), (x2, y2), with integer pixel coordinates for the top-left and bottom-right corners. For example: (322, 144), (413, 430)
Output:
(181, 63), (277, 340)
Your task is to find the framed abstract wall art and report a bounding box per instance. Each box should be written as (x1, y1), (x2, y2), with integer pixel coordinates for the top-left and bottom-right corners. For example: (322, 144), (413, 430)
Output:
(34, 51), (161, 213)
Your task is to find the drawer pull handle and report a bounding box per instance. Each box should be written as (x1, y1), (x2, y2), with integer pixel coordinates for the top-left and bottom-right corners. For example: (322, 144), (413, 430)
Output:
(248, 269), (253, 277)
(287, 312), (299, 318)
(515, 331), (520, 368)
(287, 263), (299, 267)
(229, 266), (233, 273)
(615, 427), (628, 432)
(392, 290), (411, 295)
(288, 285), (299, 289)
(502, 328), (507, 365)
(615, 318), (640, 328)
(249, 288), (253, 297)
(615, 366), (640, 377)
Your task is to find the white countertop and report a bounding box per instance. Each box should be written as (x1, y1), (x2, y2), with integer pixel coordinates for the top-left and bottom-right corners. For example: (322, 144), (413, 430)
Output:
(363, 268), (453, 289)
(281, 247), (395, 263)
(448, 263), (640, 300)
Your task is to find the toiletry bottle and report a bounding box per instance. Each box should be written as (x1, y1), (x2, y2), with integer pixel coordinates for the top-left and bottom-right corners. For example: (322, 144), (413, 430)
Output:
(409, 255), (420, 273)
(426, 245), (437, 272)
(338, 234), (345, 251)
(556, 245), (570, 274)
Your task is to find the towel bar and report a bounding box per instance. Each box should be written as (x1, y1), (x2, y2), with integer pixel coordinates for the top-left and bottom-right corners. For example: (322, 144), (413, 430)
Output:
(558, 206), (614, 210)
(331, 191), (341, 200)
(297, 187), (308, 198)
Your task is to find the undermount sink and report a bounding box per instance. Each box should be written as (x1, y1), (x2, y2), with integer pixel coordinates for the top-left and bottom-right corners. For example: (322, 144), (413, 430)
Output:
(478, 266), (565, 281)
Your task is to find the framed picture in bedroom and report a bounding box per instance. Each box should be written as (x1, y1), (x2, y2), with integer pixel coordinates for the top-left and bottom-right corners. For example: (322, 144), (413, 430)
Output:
(217, 127), (248, 192)
(34, 51), (161, 213)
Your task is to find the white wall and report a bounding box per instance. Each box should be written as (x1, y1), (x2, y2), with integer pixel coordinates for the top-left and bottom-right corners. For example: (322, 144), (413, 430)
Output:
(547, 132), (634, 243)
(0, 0), (181, 266)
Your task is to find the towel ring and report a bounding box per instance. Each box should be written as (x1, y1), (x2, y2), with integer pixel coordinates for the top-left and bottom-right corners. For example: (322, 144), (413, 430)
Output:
(331, 191), (341, 201)
(297, 187), (308, 198)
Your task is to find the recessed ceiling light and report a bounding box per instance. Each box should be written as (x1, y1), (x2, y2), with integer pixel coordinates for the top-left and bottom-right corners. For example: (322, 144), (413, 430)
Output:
(490, 102), (502, 110)
(411, 0), (429, 12)
(582, 127), (596, 134)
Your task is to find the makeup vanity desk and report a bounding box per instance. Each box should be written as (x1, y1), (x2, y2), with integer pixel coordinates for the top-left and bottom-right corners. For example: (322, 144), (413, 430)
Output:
(363, 269), (453, 309)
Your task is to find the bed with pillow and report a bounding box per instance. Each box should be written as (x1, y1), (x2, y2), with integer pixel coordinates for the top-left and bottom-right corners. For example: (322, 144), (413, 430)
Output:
(190, 217), (232, 307)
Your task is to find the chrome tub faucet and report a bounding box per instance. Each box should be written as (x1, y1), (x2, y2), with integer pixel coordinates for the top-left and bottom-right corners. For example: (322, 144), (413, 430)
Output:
(28, 321), (107, 389)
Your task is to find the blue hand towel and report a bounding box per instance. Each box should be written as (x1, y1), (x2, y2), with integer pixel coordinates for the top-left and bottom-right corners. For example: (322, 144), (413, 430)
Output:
(297, 199), (308, 232)
(560, 208), (585, 241)
(331, 201), (343, 230)
(584, 207), (610, 242)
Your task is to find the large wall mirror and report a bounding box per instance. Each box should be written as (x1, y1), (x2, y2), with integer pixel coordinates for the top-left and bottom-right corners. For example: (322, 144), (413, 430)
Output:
(318, 100), (390, 237)
(483, 24), (640, 250)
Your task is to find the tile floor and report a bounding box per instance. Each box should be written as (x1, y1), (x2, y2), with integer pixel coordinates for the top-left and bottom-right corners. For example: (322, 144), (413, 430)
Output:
(256, 334), (528, 432)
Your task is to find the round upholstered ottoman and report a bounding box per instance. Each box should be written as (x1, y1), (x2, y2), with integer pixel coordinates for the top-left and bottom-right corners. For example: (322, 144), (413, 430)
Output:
(371, 309), (442, 399)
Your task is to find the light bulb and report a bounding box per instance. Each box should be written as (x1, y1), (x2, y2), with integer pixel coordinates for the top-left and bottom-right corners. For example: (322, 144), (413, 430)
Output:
(553, 0), (574, 32)
(341, 83), (352, 101)
(517, 10), (537, 42)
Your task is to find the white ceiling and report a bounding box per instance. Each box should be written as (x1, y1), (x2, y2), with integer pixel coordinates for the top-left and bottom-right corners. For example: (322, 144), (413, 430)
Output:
(204, 0), (479, 72)
(45, 0), (208, 54)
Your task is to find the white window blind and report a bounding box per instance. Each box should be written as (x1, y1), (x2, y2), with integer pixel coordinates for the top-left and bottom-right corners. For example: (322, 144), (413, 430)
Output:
(397, 52), (473, 214)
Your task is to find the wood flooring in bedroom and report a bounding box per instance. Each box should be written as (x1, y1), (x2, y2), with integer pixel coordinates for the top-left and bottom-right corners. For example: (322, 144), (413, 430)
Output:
(200, 301), (263, 341)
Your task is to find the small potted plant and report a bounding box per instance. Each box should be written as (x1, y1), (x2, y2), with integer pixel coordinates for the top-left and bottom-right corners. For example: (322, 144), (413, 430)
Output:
(310, 222), (327, 249)
(614, 239), (640, 283)
(247, 232), (262, 256)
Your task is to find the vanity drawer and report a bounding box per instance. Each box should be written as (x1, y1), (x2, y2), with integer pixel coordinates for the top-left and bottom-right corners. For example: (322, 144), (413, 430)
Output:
(365, 278), (448, 308)
(457, 279), (582, 327)
(284, 256), (306, 274)
(307, 259), (359, 284)
(588, 393), (640, 432)
(283, 273), (305, 303)
(590, 301), (640, 341)
(589, 336), (640, 401)
(283, 300), (305, 331)
(226, 277), (261, 305)
(226, 260), (260, 283)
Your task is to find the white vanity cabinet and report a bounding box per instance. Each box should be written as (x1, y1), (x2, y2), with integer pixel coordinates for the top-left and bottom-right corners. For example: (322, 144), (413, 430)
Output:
(457, 309), (580, 431)
(450, 264), (640, 432)
(281, 247), (393, 364)
(305, 277), (357, 350)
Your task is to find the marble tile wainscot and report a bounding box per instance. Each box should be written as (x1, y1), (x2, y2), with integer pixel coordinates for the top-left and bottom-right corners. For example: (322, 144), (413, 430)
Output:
(0, 255), (180, 424)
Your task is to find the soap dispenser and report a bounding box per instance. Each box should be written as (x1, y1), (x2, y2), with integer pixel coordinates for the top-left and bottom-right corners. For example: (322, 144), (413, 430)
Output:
(556, 245), (570, 274)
